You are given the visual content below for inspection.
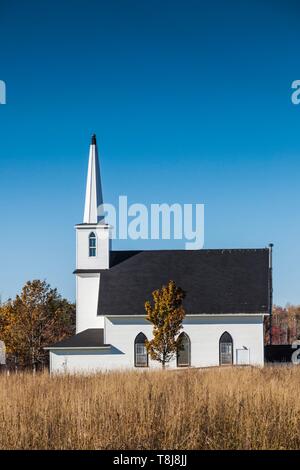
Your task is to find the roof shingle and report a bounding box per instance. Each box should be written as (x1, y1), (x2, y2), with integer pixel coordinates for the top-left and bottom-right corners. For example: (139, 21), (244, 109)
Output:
(97, 249), (270, 316)
(45, 329), (110, 349)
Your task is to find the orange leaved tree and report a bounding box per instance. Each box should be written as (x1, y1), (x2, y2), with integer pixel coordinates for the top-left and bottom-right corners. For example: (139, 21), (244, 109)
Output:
(145, 280), (186, 368)
(0, 280), (75, 370)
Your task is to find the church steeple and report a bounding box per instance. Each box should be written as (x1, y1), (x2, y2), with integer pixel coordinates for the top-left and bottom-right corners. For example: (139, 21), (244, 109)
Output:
(83, 134), (103, 223)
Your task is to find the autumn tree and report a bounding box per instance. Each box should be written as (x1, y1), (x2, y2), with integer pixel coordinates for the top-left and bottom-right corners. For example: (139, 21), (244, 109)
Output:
(264, 304), (300, 345)
(0, 280), (75, 369)
(145, 280), (186, 368)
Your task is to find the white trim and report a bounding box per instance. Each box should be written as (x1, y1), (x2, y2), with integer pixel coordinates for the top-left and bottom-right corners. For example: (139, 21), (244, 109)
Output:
(76, 272), (101, 277)
(44, 346), (111, 351)
(75, 224), (111, 229)
(104, 316), (107, 344)
(104, 313), (267, 318)
(75, 275), (78, 333)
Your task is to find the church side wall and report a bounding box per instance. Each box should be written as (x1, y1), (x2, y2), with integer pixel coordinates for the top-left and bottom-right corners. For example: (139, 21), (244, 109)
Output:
(50, 314), (265, 373)
(104, 315), (265, 368)
(50, 349), (125, 373)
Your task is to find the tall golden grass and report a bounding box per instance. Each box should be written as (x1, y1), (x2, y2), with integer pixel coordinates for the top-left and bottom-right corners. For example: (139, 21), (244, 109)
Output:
(0, 366), (299, 450)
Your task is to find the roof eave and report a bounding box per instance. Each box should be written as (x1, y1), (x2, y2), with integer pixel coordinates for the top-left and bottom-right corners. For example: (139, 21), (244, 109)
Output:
(103, 312), (267, 318)
(44, 346), (111, 351)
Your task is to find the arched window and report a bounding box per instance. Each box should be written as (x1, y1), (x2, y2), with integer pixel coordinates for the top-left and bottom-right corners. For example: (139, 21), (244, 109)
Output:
(89, 232), (96, 257)
(177, 332), (191, 367)
(219, 332), (233, 365)
(134, 332), (148, 367)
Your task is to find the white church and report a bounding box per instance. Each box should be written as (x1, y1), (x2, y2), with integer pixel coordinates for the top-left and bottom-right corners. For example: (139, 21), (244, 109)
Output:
(46, 135), (272, 373)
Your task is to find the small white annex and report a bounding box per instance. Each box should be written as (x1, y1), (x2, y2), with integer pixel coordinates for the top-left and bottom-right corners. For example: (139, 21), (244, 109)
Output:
(46, 135), (271, 373)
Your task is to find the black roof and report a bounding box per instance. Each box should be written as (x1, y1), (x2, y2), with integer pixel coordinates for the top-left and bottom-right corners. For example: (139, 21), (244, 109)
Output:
(45, 329), (110, 349)
(97, 249), (270, 316)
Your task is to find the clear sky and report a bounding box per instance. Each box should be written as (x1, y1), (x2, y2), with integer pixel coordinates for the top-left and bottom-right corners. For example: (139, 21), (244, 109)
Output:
(0, 0), (300, 305)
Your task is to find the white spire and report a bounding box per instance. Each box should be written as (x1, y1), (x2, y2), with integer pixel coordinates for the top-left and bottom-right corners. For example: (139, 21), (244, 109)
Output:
(83, 134), (104, 224)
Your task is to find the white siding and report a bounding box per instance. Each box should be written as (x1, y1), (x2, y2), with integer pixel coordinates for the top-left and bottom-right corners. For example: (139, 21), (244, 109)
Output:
(50, 349), (125, 374)
(76, 274), (104, 333)
(50, 314), (265, 373)
(105, 315), (265, 368)
(76, 225), (110, 271)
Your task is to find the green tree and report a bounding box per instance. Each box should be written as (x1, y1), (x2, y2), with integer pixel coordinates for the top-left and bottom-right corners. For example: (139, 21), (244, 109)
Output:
(0, 280), (75, 369)
(145, 280), (186, 368)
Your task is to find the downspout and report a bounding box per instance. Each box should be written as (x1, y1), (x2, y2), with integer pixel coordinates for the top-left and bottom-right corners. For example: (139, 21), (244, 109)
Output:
(268, 243), (274, 345)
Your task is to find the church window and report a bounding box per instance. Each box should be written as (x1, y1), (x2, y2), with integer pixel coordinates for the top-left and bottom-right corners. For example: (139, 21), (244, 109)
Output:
(177, 332), (191, 367)
(134, 333), (148, 367)
(219, 331), (233, 365)
(89, 232), (96, 257)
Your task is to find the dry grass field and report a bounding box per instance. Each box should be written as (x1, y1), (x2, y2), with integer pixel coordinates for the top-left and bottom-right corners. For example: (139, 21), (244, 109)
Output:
(0, 366), (299, 450)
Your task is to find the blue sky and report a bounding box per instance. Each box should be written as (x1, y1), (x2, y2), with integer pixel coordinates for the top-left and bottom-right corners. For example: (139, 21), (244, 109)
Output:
(0, 0), (300, 305)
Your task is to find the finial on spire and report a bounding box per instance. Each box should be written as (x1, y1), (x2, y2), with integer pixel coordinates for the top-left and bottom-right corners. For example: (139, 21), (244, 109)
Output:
(91, 134), (97, 145)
